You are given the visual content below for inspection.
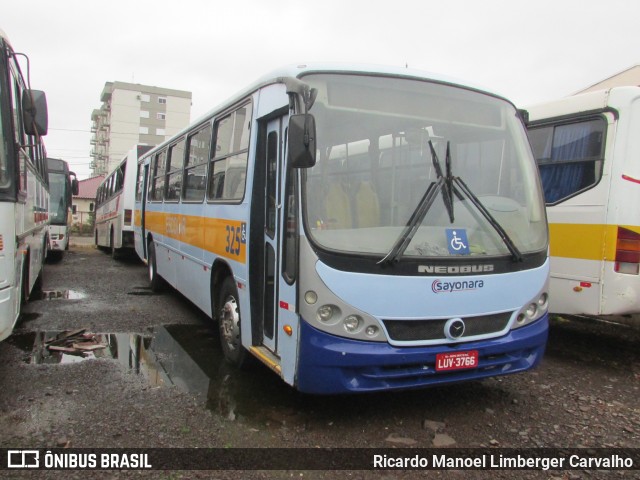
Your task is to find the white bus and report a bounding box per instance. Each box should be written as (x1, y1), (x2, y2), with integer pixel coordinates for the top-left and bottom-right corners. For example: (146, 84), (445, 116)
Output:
(135, 64), (550, 394)
(527, 87), (640, 317)
(46, 158), (78, 260)
(95, 145), (152, 258)
(0, 28), (50, 341)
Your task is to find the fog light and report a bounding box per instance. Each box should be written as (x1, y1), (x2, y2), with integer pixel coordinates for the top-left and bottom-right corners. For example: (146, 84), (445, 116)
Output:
(343, 315), (362, 333)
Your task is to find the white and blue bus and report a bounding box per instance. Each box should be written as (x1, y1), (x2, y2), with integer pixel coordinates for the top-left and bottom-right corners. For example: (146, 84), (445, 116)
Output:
(46, 157), (78, 260)
(0, 28), (50, 341)
(135, 64), (549, 394)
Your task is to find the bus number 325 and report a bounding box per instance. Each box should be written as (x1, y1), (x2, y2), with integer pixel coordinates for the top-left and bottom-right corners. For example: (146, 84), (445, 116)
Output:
(225, 223), (246, 256)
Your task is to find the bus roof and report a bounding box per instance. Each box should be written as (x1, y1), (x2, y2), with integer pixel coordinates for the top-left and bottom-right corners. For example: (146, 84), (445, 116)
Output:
(527, 86), (640, 122)
(145, 63), (510, 160)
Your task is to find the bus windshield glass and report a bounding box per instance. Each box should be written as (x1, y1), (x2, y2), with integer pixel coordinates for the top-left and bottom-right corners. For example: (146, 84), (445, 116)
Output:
(49, 171), (68, 225)
(301, 73), (547, 259)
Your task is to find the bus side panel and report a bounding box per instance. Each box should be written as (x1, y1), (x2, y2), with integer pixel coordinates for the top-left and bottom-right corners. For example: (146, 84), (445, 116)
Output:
(598, 94), (640, 314)
(545, 115), (616, 315)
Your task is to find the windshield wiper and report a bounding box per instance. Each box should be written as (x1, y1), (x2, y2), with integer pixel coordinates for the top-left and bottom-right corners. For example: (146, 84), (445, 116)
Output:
(379, 140), (523, 265)
(378, 141), (451, 265)
(378, 179), (441, 265)
(452, 176), (523, 262)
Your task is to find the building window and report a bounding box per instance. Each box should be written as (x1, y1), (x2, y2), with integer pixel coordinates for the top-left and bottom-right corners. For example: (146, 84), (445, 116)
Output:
(140, 94), (150, 102)
(158, 97), (167, 104)
(72, 205), (77, 214)
(139, 126), (149, 134)
(140, 110), (150, 119)
(157, 113), (166, 120)
(89, 202), (94, 212)
(156, 128), (166, 136)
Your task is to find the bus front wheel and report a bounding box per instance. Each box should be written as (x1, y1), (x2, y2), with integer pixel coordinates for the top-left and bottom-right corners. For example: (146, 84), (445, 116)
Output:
(217, 277), (247, 368)
(147, 241), (164, 292)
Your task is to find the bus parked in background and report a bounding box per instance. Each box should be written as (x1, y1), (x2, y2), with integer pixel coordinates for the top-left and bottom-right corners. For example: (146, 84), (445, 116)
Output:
(95, 145), (152, 259)
(46, 158), (78, 260)
(0, 28), (50, 341)
(135, 64), (549, 394)
(527, 87), (640, 318)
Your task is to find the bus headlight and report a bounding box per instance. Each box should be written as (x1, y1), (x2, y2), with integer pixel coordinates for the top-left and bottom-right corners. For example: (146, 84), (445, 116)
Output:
(343, 315), (363, 333)
(512, 292), (549, 329)
(525, 303), (538, 319)
(537, 292), (549, 311)
(317, 304), (340, 324)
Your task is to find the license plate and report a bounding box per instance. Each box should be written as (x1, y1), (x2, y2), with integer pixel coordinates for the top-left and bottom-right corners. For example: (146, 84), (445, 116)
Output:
(435, 350), (479, 371)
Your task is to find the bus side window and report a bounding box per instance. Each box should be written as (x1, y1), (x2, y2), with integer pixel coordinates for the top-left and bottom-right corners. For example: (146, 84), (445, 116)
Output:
(183, 124), (211, 202)
(207, 103), (252, 202)
(529, 118), (606, 204)
(151, 150), (167, 201)
(166, 138), (186, 201)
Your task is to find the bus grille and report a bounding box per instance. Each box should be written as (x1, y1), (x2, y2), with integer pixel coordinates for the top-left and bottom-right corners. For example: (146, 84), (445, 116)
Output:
(382, 312), (512, 341)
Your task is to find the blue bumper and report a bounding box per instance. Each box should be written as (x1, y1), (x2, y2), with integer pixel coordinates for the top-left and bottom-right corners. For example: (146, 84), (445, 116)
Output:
(296, 314), (548, 394)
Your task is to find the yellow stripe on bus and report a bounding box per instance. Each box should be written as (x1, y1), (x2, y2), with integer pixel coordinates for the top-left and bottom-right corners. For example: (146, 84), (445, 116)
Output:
(143, 211), (246, 263)
(549, 223), (640, 262)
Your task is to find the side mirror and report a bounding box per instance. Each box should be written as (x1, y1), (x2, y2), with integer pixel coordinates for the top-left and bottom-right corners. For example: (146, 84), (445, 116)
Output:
(22, 89), (48, 136)
(517, 108), (529, 126)
(288, 114), (316, 168)
(71, 178), (79, 196)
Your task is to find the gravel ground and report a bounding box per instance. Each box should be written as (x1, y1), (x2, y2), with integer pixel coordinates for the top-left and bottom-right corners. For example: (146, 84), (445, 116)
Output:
(0, 246), (638, 479)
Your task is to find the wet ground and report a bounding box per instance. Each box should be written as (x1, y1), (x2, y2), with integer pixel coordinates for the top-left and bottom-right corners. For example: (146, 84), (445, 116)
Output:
(0, 245), (639, 479)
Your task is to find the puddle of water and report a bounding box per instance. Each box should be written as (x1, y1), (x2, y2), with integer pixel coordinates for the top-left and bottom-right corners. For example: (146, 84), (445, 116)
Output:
(38, 289), (87, 300)
(12, 325), (302, 425)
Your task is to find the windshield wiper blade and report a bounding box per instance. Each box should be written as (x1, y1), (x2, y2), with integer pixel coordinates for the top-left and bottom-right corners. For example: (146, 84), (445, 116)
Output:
(453, 177), (523, 262)
(428, 140), (455, 223)
(378, 179), (442, 265)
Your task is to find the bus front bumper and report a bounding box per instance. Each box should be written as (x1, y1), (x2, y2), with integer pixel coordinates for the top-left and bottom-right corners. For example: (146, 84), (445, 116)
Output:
(296, 315), (548, 394)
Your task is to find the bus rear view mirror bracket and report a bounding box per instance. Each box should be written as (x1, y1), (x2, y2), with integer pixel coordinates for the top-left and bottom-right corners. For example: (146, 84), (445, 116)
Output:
(22, 89), (48, 136)
(288, 114), (316, 168)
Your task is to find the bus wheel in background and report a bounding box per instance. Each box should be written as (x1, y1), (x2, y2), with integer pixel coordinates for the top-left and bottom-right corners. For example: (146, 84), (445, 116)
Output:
(110, 230), (119, 260)
(147, 240), (164, 292)
(217, 276), (247, 368)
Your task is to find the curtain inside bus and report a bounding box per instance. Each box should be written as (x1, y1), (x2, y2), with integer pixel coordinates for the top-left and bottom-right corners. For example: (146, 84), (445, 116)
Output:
(535, 120), (604, 203)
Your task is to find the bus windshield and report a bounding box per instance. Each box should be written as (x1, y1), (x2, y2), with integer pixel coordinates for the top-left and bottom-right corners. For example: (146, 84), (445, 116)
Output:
(302, 73), (547, 259)
(49, 171), (68, 225)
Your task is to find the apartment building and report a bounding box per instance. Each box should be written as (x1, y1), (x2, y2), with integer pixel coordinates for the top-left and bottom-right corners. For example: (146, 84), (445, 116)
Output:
(90, 82), (192, 175)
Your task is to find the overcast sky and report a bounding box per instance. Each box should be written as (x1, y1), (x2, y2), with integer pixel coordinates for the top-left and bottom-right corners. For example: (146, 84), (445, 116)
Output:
(4, 0), (639, 179)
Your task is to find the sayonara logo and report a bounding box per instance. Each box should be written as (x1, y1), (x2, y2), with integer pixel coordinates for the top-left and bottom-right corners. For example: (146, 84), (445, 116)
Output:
(432, 279), (485, 294)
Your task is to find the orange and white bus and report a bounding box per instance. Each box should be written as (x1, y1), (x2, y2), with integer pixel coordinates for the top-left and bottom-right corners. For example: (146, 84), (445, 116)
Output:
(0, 28), (50, 341)
(527, 87), (640, 317)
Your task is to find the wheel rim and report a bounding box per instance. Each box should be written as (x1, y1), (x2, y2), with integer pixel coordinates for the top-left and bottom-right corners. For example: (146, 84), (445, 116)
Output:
(220, 296), (240, 352)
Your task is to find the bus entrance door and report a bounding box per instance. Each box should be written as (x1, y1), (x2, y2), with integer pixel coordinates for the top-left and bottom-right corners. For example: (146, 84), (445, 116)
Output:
(262, 115), (296, 355)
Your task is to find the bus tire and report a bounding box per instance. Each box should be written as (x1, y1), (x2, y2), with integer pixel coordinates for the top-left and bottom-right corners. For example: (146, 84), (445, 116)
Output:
(147, 240), (164, 292)
(217, 276), (247, 368)
(110, 229), (119, 260)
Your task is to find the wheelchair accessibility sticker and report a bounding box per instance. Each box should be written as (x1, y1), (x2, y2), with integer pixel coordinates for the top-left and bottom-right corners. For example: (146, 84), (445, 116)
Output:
(446, 229), (470, 255)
